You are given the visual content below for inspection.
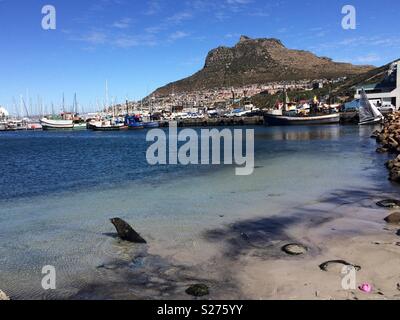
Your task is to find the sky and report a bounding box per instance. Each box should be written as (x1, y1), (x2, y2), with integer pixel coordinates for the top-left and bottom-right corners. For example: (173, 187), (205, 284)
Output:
(0, 0), (399, 115)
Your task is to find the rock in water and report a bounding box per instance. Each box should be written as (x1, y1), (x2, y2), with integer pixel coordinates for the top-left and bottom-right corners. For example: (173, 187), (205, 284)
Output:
(319, 260), (361, 272)
(0, 290), (10, 300)
(185, 284), (209, 297)
(384, 212), (400, 224)
(110, 218), (147, 243)
(282, 243), (308, 255)
(376, 199), (400, 209)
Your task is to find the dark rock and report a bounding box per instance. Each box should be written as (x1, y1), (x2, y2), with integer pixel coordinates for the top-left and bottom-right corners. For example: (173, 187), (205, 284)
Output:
(376, 147), (389, 154)
(396, 230), (400, 236)
(384, 212), (400, 224)
(110, 218), (147, 243)
(282, 243), (308, 256)
(376, 199), (400, 209)
(240, 232), (250, 241)
(185, 284), (209, 297)
(319, 260), (361, 272)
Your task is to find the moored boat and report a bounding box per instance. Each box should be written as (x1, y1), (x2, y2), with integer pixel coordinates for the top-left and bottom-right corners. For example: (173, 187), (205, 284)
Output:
(92, 123), (126, 131)
(264, 113), (340, 126)
(358, 89), (384, 125)
(40, 118), (74, 130)
(143, 121), (159, 128)
(125, 115), (144, 130)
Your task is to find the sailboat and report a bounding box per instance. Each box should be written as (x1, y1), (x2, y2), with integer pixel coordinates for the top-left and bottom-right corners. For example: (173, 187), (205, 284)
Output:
(358, 89), (384, 125)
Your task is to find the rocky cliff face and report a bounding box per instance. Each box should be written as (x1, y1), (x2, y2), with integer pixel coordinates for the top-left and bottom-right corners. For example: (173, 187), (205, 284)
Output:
(153, 35), (373, 96)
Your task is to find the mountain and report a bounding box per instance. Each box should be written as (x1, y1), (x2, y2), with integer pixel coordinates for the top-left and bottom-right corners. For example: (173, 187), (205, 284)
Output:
(152, 35), (374, 96)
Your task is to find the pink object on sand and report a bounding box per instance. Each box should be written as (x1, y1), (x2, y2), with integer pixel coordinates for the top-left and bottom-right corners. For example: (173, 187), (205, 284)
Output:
(359, 283), (372, 293)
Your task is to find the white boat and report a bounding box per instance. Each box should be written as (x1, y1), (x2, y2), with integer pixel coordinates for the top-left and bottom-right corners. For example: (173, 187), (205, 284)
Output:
(0, 121), (7, 131)
(40, 118), (74, 130)
(358, 89), (384, 125)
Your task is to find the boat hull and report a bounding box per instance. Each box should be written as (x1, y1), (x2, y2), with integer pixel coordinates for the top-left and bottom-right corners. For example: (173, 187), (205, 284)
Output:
(92, 125), (127, 131)
(40, 119), (74, 130)
(128, 124), (144, 130)
(73, 123), (87, 130)
(264, 114), (340, 126)
(143, 122), (159, 128)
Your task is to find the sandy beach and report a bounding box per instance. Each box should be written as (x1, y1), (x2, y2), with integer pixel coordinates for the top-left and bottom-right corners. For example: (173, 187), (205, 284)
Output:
(69, 184), (400, 300)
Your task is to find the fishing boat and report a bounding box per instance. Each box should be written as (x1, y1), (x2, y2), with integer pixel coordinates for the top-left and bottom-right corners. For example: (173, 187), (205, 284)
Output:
(264, 113), (340, 126)
(143, 121), (159, 128)
(92, 118), (127, 131)
(125, 115), (144, 130)
(358, 89), (384, 125)
(92, 123), (126, 131)
(264, 89), (340, 126)
(40, 118), (74, 130)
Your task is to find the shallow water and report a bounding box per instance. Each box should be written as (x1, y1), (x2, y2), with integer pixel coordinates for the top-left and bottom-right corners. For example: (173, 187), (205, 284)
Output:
(0, 125), (397, 299)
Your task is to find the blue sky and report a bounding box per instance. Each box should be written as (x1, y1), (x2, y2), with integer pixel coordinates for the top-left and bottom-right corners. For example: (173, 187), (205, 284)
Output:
(0, 0), (399, 115)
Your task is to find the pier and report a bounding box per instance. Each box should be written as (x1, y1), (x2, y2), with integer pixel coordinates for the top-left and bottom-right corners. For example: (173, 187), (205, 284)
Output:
(159, 116), (264, 127)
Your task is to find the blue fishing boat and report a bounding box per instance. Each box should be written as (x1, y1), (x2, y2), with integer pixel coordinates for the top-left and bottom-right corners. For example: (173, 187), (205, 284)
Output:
(143, 121), (159, 128)
(125, 115), (144, 130)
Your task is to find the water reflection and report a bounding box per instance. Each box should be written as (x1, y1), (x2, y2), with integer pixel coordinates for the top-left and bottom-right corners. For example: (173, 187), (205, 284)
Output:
(258, 125), (341, 141)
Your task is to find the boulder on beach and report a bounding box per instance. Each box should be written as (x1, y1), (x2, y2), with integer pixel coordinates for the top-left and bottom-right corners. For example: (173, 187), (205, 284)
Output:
(0, 290), (10, 300)
(185, 284), (209, 297)
(282, 243), (308, 256)
(110, 218), (147, 243)
(384, 212), (400, 224)
(319, 260), (361, 272)
(376, 199), (400, 209)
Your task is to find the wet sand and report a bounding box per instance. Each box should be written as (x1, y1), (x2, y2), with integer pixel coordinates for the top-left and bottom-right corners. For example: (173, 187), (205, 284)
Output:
(72, 186), (400, 300)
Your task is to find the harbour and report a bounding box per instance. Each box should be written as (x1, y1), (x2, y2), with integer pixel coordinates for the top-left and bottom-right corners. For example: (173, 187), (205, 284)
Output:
(2, 0), (400, 305)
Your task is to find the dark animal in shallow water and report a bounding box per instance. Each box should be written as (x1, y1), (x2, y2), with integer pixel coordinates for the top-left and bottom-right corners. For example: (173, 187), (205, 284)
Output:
(110, 218), (147, 244)
(376, 199), (400, 209)
(319, 260), (361, 272)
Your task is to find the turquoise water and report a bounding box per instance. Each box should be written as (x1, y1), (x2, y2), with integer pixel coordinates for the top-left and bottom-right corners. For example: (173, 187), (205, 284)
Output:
(0, 125), (396, 299)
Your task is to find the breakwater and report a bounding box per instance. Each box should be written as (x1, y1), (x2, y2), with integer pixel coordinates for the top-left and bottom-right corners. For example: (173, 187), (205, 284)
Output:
(373, 112), (400, 182)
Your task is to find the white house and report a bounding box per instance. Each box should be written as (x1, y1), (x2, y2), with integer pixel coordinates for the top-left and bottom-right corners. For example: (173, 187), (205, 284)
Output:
(355, 60), (400, 110)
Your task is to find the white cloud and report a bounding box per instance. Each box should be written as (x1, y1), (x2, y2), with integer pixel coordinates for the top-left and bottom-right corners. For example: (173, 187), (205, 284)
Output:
(168, 31), (190, 41)
(355, 54), (381, 64)
(166, 11), (193, 24)
(112, 18), (132, 29)
(77, 31), (108, 45)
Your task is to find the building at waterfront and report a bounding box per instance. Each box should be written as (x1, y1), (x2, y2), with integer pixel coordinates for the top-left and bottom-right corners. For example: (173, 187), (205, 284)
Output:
(355, 60), (400, 109)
